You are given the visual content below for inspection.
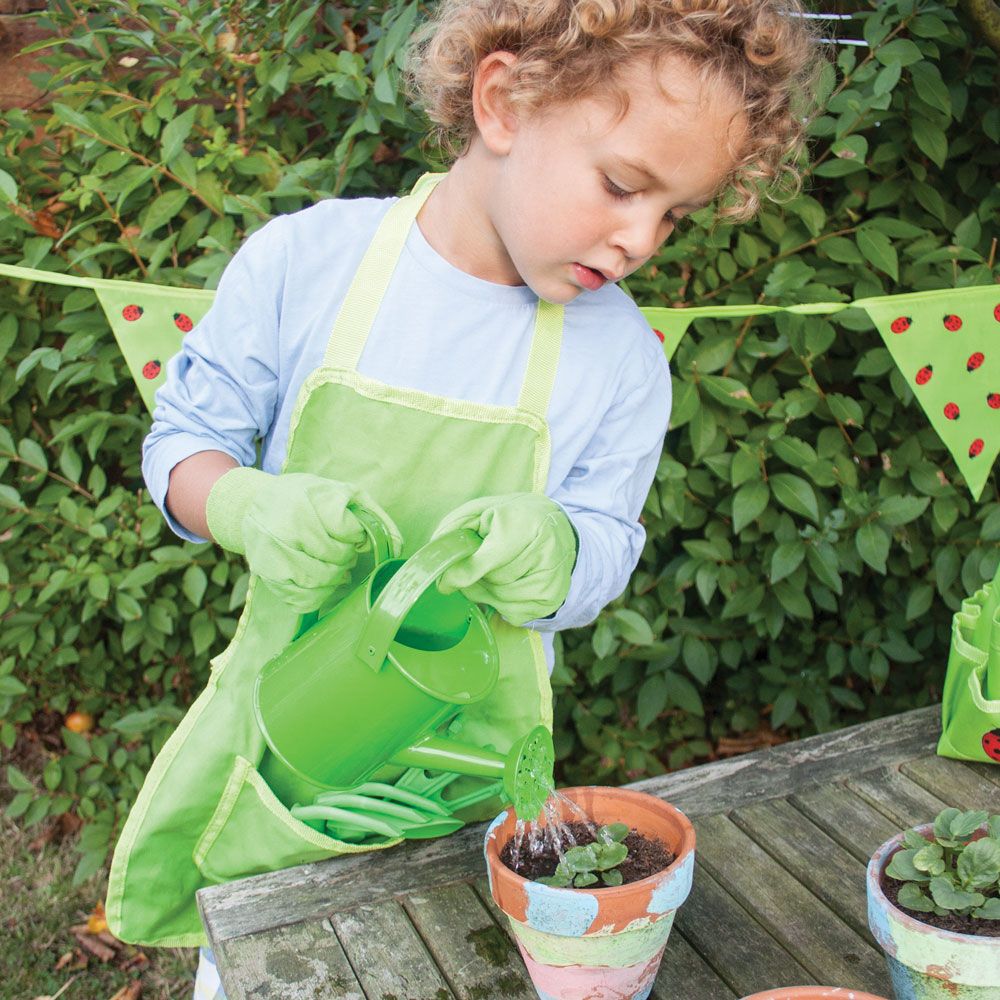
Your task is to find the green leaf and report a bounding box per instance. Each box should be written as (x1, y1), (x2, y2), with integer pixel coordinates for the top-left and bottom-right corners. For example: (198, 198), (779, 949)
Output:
(182, 565), (208, 607)
(637, 674), (668, 729)
(141, 188), (189, 236)
(565, 845), (597, 873)
(160, 106), (198, 164)
(602, 869), (624, 887)
(949, 811), (989, 841)
(974, 898), (1000, 919)
(957, 839), (1000, 887)
(855, 522), (890, 574)
(612, 609), (654, 646)
(914, 843), (946, 875)
(876, 39), (924, 66)
(769, 473), (819, 524)
(909, 62), (952, 117)
(770, 542), (805, 584)
(771, 688), (797, 729)
(602, 823), (629, 843)
(0, 168), (17, 203)
(856, 228), (899, 281)
(573, 872), (599, 888)
(593, 843), (628, 870)
(732, 481), (769, 533)
(929, 877), (985, 912)
(897, 882), (936, 912)
(886, 849), (927, 882)
(878, 495), (930, 526)
(6, 764), (34, 792)
(912, 117), (948, 169)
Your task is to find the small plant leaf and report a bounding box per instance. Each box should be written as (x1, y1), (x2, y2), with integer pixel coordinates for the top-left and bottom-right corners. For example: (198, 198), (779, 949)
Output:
(929, 876), (986, 912)
(897, 882), (936, 912)
(913, 844), (946, 876)
(949, 810), (989, 842)
(988, 817), (1000, 840)
(573, 872), (599, 888)
(973, 897), (1000, 919)
(903, 830), (932, 850)
(957, 838), (1000, 888)
(934, 808), (961, 841)
(602, 869), (624, 887)
(886, 849), (928, 883)
(602, 823), (630, 844)
(593, 843), (628, 870)
(565, 845), (598, 873)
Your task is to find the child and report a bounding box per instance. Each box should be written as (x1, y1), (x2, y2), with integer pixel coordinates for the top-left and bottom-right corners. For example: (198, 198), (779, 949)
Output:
(105, 1), (817, 995)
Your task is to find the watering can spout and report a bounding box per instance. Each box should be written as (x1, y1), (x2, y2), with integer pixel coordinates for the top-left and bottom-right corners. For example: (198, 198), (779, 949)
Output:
(390, 724), (554, 821)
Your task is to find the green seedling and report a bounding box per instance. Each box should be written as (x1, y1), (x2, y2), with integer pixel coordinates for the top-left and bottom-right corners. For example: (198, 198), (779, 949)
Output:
(885, 808), (1000, 920)
(536, 823), (630, 889)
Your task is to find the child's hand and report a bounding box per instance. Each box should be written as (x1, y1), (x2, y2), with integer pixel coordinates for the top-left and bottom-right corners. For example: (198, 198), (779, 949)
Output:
(205, 468), (401, 612)
(432, 494), (577, 625)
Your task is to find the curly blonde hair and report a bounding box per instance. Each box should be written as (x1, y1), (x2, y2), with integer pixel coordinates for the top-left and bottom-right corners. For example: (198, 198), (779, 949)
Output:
(405, 0), (820, 221)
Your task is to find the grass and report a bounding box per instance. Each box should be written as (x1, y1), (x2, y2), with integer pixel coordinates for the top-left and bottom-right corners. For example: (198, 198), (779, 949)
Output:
(0, 808), (197, 1000)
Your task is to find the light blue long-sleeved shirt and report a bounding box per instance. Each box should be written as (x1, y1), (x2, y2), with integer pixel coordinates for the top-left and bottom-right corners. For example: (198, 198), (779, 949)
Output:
(143, 195), (672, 665)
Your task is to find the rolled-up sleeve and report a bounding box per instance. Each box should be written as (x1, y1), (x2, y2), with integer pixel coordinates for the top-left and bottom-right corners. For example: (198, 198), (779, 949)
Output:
(142, 221), (284, 542)
(531, 350), (672, 631)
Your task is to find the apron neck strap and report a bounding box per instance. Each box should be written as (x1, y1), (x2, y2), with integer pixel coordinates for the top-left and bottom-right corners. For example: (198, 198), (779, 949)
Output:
(322, 171), (565, 419)
(518, 299), (563, 417)
(323, 173), (442, 370)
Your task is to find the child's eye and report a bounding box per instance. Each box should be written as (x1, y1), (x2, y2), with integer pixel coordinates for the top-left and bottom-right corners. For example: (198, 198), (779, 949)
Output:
(601, 174), (634, 201)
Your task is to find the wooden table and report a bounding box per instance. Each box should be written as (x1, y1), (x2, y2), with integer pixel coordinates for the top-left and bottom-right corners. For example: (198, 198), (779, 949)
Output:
(198, 705), (1000, 999)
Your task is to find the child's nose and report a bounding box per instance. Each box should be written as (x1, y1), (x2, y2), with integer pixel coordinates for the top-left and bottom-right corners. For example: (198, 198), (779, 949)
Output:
(612, 212), (673, 262)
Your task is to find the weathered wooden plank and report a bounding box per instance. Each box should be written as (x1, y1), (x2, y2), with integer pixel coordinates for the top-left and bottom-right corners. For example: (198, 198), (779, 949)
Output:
(631, 705), (939, 818)
(330, 898), (454, 999)
(199, 707), (940, 942)
(846, 767), (950, 829)
(790, 784), (901, 864)
(200, 822), (490, 945)
(693, 813), (891, 993)
(673, 864), (812, 997)
(730, 797), (872, 942)
(214, 916), (364, 1000)
(900, 755), (1000, 812)
(651, 928), (738, 1000)
(403, 881), (535, 999)
(968, 760), (1000, 787)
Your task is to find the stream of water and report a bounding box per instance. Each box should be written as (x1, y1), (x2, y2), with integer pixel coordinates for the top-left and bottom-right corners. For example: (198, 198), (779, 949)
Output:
(509, 786), (604, 872)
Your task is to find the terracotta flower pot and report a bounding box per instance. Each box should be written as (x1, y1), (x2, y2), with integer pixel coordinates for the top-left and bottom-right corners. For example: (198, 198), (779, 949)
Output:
(484, 785), (695, 1000)
(740, 990), (888, 999)
(867, 823), (1000, 999)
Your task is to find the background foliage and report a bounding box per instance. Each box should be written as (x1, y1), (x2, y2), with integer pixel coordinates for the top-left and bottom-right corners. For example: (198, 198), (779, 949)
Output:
(0, 0), (997, 882)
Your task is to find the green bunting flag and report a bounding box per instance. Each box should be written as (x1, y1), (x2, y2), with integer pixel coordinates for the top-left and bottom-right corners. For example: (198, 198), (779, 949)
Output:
(0, 262), (997, 499)
(0, 264), (214, 414)
(854, 286), (1000, 502)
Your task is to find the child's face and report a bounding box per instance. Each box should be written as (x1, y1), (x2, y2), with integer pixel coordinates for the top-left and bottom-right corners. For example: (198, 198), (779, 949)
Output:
(485, 54), (745, 304)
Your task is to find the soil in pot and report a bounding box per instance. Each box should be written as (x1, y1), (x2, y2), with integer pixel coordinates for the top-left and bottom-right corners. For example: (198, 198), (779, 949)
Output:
(499, 821), (674, 886)
(880, 869), (1000, 938)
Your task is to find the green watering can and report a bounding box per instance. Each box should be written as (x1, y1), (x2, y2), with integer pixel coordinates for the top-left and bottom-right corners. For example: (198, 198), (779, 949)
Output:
(254, 507), (554, 838)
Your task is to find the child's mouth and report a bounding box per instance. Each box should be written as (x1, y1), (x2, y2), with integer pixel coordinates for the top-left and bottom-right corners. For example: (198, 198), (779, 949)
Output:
(572, 263), (606, 291)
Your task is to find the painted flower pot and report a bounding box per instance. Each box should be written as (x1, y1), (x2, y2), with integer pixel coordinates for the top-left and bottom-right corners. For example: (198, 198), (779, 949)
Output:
(484, 785), (695, 1000)
(867, 823), (1000, 999)
(740, 989), (888, 999)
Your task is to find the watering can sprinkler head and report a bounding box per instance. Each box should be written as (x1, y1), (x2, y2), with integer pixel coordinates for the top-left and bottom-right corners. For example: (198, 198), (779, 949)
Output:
(504, 724), (555, 821)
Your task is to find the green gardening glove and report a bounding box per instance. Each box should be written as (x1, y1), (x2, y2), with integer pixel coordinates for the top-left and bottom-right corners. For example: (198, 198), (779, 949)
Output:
(206, 468), (401, 613)
(431, 494), (577, 626)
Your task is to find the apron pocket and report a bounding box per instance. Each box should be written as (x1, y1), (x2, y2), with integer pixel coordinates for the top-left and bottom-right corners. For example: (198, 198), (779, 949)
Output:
(939, 661), (1000, 764)
(193, 755), (399, 884)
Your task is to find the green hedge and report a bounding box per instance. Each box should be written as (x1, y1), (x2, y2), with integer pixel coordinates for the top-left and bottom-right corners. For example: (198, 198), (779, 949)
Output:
(0, 0), (997, 881)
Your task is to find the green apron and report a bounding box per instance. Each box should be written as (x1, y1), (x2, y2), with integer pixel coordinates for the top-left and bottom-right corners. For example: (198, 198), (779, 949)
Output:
(106, 174), (562, 946)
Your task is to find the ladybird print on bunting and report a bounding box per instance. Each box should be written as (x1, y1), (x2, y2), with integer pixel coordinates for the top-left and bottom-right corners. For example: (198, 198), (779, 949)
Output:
(858, 285), (1000, 501)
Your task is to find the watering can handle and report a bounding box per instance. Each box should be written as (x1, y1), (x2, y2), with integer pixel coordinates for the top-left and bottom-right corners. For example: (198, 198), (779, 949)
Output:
(292, 502), (397, 639)
(355, 528), (482, 672)
(348, 502), (396, 566)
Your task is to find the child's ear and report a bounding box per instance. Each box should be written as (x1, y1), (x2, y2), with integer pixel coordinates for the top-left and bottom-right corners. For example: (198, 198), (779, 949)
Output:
(472, 51), (520, 155)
